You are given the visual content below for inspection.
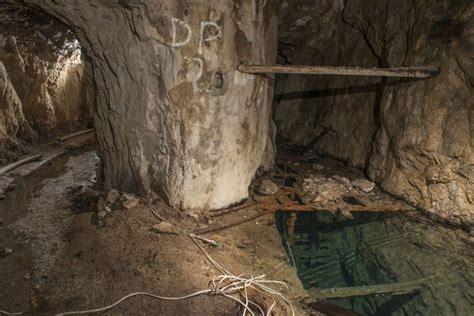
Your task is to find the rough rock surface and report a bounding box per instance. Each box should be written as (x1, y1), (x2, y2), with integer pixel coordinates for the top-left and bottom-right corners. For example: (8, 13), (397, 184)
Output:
(256, 179), (279, 196)
(0, 4), (89, 139)
(6, 0), (278, 211)
(0, 61), (25, 145)
(274, 0), (473, 225)
(299, 175), (348, 207)
(351, 178), (375, 193)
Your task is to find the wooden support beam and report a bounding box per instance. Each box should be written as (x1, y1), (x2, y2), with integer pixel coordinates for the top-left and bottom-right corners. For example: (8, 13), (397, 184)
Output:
(0, 154), (43, 176)
(238, 64), (440, 78)
(57, 128), (94, 144)
(193, 211), (269, 235)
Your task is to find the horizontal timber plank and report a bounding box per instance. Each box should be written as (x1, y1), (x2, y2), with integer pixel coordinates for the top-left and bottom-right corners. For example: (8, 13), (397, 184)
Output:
(309, 276), (434, 300)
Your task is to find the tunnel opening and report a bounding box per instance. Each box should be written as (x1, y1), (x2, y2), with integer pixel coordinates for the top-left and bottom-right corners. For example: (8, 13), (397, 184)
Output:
(0, 2), (97, 211)
(0, 3), (93, 165)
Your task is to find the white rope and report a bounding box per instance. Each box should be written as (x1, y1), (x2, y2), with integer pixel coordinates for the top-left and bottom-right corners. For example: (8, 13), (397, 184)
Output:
(56, 290), (212, 315)
(3, 234), (295, 316)
(53, 234), (295, 316)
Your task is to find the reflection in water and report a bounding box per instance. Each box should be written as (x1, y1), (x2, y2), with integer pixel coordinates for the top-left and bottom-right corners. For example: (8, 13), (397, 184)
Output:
(276, 211), (473, 315)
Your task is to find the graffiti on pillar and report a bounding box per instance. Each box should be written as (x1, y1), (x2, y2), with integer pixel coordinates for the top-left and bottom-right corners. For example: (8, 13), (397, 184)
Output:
(184, 57), (204, 82)
(171, 17), (192, 47)
(199, 21), (222, 55)
(171, 17), (222, 82)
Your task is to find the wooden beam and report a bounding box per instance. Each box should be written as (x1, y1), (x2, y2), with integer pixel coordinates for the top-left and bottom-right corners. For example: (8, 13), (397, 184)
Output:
(57, 128), (94, 144)
(193, 211), (269, 235)
(308, 276), (434, 300)
(238, 64), (440, 78)
(0, 154), (42, 176)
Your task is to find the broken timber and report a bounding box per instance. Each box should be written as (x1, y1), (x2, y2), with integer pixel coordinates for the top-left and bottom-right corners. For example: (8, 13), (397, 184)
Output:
(238, 64), (440, 79)
(309, 276), (434, 300)
(0, 154), (43, 176)
(57, 128), (95, 144)
(194, 211), (269, 235)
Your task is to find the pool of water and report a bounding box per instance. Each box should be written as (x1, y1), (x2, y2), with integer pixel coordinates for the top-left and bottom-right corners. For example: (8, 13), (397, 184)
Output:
(276, 211), (473, 315)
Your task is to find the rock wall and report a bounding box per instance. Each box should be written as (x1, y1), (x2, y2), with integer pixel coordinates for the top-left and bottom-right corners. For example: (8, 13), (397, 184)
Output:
(0, 51), (31, 163)
(0, 60), (25, 146)
(14, 0), (278, 210)
(0, 5), (89, 139)
(274, 0), (473, 225)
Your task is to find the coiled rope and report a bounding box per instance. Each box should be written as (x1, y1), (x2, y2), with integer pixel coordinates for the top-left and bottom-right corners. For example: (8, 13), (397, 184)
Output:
(2, 234), (295, 316)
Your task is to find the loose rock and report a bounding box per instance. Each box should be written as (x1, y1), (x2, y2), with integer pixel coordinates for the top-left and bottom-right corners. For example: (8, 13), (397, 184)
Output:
(122, 195), (140, 210)
(151, 222), (180, 235)
(256, 179), (279, 196)
(331, 175), (352, 190)
(185, 211), (200, 221)
(299, 175), (348, 206)
(352, 178), (376, 193)
(97, 210), (107, 227)
(312, 163), (325, 171)
(105, 189), (120, 207)
(1, 248), (13, 257)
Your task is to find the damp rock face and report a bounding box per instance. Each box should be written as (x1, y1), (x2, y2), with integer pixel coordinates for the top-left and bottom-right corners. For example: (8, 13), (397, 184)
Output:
(274, 0), (473, 225)
(12, 0), (278, 210)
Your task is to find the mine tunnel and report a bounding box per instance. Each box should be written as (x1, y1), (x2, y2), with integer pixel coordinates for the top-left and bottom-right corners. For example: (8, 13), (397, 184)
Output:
(0, 4), (92, 162)
(0, 1), (472, 315)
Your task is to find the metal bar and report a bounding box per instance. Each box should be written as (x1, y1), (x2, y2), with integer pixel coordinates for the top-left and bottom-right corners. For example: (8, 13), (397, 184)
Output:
(238, 64), (440, 78)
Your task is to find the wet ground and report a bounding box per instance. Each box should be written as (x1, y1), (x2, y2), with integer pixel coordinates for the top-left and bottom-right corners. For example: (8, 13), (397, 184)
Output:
(0, 142), (308, 315)
(2, 140), (471, 315)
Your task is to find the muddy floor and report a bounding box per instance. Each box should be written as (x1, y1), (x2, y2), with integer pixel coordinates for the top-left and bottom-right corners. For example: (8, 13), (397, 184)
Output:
(2, 139), (456, 315)
(0, 141), (309, 315)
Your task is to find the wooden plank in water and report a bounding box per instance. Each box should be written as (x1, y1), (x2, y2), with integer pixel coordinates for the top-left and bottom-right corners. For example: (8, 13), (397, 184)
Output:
(309, 276), (434, 300)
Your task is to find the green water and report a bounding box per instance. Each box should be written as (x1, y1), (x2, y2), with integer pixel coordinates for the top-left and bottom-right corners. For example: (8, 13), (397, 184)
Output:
(276, 211), (474, 315)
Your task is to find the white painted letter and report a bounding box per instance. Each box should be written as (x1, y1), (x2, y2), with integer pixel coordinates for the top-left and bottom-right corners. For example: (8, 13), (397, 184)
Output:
(199, 21), (222, 55)
(185, 57), (204, 82)
(171, 17), (192, 48)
